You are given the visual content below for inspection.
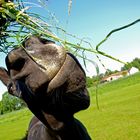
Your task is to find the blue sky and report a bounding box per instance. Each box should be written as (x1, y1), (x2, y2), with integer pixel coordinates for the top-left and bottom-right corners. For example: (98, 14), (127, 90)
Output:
(0, 0), (140, 99)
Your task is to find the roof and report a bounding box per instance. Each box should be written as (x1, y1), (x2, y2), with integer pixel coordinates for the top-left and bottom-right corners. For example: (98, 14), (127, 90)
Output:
(101, 70), (129, 81)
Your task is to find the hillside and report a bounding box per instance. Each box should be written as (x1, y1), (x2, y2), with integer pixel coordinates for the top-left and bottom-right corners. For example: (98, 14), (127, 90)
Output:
(89, 72), (140, 95)
(0, 72), (140, 140)
(77, 72), (140, 140)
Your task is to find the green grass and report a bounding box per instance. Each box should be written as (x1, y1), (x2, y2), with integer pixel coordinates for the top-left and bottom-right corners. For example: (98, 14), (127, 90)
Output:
(0, 109), (33, 140)
(89, 72), (140, 95)
(76, 72), (140, 140)
(0, 72), (140, 140)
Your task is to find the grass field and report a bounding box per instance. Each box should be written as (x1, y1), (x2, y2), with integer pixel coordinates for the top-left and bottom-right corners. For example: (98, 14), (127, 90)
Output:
(0, 72), (140, 140)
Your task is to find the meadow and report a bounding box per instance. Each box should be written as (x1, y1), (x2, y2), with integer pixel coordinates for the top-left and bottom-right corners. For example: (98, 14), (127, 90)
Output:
(0, 72), (140, 140)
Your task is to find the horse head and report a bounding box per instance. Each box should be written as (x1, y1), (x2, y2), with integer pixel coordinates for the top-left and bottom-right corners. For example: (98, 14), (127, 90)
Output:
(0, 36), (91, 139)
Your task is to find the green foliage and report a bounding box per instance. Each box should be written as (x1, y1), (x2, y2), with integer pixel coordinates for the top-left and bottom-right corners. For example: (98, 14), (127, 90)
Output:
(0, 92), (26, 114)
(121, 63), (132, 71)
(121, 57), (140, 71)
(132, 57), (140, 70)
(0, 0), (129, 66)
(104, 69), (119, 76)
(86, 75), (102, 88)
(86, 77), (94, 88)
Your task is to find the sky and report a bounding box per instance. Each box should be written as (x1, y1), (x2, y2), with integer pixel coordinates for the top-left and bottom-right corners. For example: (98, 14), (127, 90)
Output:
(0, 0), (140, 99)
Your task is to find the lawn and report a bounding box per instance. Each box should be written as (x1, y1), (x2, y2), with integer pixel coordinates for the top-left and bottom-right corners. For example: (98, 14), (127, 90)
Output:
(0, 72), (140, 140)
(0, 109), (32, 140)
(76, 72), (140, 140)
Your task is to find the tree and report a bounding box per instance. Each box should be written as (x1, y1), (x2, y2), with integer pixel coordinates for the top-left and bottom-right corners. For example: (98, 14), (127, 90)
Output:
(121, 63), (132, 71)
(0, 101), (3, 114)
(0, 92), (26, 114)
(131, 58), (140, 70)
(104, 69), (114, 76)
(121, 58), (140, 71)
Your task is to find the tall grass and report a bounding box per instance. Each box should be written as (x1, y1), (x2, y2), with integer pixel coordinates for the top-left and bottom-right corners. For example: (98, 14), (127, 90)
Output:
(1, 0), (137, 65)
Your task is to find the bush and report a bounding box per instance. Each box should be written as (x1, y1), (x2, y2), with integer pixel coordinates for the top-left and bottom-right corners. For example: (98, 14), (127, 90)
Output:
(0, 92), (26, 115)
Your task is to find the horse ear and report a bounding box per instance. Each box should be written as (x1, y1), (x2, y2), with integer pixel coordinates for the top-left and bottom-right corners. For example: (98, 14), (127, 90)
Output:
(0, 67), (10, 86)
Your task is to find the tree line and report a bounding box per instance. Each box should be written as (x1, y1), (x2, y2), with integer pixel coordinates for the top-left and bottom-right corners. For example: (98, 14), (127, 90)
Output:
(86, 57), (140, 88)
(0, 92), (26, 115)
(121, 57), (140, 71)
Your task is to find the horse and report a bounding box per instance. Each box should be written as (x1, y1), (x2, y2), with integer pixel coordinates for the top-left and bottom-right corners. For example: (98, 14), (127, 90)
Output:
(0, 36), (91, 140)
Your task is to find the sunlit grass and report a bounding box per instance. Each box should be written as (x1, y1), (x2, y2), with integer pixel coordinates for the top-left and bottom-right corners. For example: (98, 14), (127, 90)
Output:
(0, 108), (32, 140)
(76, 83), (140, 140)
(0, 72), (140, 140)
(76, 72), (140, 140)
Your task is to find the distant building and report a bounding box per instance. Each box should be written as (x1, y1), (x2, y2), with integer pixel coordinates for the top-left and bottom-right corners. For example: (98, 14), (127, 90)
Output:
(128, 67), (139, 75)
(101, 70), (129, 83)
(101, 67), (139, 83)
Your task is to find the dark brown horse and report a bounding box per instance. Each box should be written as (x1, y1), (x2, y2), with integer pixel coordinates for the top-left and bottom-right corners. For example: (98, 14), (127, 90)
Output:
(0, 36), (91, 140)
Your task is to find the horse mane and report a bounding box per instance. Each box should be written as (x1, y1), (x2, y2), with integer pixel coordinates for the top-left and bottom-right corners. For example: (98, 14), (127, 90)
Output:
(67, 52), (85, 74)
